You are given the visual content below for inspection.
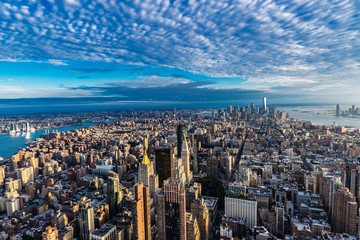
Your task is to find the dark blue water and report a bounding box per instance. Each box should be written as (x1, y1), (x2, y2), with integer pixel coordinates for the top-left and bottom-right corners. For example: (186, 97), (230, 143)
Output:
(0, 122), (97, 159)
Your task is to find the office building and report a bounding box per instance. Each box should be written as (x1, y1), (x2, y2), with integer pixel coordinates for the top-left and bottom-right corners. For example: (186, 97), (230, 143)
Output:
(275, 204), (284, 236)
(89, 224), (117, 240)
(132, 183), (151, 240)
(190, 199), (209, 240)
(177, 124), (184, 158)
(139, 151), (159, 196)
(58, 226), (73, 240)
(331, 188), (357, 236)
(173, 156), (187, 186)
(181, 139), (191, 182)
(157, 178), (186, 240)
(186, 213), (201, 240)
(336, 104), (340, 116)
(344, 163), (360, 202)
(206, 155), (218, 179)
(225, 191), (257, 228)
(193, 135), (200, 175)
(107, 171), (123, 218)
(263, 96), (267, 113)
(155, 147), (174, 187)
(79, 197), (95, 240)
(42, 226), (58, 240)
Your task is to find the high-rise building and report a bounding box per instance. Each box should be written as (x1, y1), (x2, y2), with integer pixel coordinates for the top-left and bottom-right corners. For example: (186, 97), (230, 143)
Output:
(132, 182), (151, 240)
(0, 166), (5, 187)
(225, 155), (232, 180)
(107, 171), (123, 218)
(155, 147), (174, 187)
(263, 96), (267, 113)
(79, 198), (95, 240)
(173, 156), (187, 186)
(193, 135), (200, 175)
(190, 199), (209, 240)
(225, 191), (257, 228)
(139, 151), (159, 196)
(206, 155), (218, 179)
(331, 188), (357, 236)
(186, 213), (201, 240)
(157, 178), (187, 240)
(42, 226), (58, 240)
(177, 124), (184, 158)
(336, 104), (341, 116)
(275, 204), (284, 236)
(181, 139), (191, 182)
(344, 163), (360, 203)
(89, 224), (117, 240)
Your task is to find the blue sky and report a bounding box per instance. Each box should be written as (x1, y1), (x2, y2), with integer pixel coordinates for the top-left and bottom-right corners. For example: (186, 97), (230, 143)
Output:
(0, 0), (360, 108)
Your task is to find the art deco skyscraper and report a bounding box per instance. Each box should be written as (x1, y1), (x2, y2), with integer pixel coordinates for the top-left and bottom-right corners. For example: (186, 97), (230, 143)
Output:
(107, 171), (123, 218)
(139, 151), (159, 196)
(157, 178), (187, 240)
(79, 197), (95, 240)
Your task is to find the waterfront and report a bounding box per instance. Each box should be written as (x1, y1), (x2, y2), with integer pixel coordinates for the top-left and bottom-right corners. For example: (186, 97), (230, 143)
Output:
(279, 105), (360, 128)
(0, 122), (97, 159)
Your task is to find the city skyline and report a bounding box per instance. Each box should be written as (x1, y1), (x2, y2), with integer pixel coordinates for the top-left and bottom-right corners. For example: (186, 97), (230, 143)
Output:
(0, 0), (359, 110)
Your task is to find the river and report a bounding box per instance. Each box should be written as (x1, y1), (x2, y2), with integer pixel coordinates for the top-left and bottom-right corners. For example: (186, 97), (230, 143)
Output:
(0, 122), (97, 159)
(279, 105), (360, 128)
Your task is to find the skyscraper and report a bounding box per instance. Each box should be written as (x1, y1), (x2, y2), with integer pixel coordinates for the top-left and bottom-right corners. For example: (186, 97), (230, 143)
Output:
(79, 197), (95, 240)
(132, 182), (151, 240)
(181, 139), (191, 182)
(206, 155), (218, 179)
(107, 171), (123, 218)
(155, 147), (174, 188)
(263, 96), (267, 113)
(177, 124), (184, 158)
(157, 178), (187, 240)
(344, 163), (360, 203)
(173, 156), (187, 186)
(331, 188), (357, 236)
(193, 135), (200, 175)
(186, 213), (201, 240)
(190, 199), (209, 240)
(275, 203), (284, 236)
(139, 150), (159, 196)
(225, 191), (257, 228)
(336, 104), (340, 116)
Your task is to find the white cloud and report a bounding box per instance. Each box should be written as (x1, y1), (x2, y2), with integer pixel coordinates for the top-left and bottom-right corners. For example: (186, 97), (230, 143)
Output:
(0, 0), (359, 100)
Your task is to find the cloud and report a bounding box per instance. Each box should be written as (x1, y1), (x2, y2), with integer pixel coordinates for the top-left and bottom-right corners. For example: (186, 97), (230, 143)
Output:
(0, 0), (358, 79)
(48, 59), (68, 66)
(68, 78), (264, 102)
(0, 0), (359, 103)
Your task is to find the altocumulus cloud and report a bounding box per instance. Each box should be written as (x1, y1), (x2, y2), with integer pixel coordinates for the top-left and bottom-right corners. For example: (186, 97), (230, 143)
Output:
(0, 0), (360, 102)
(0, 0), (359, 77)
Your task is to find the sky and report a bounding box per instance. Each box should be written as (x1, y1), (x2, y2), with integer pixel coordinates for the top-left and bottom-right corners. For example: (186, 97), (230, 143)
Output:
(0, 0), (360, 111)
